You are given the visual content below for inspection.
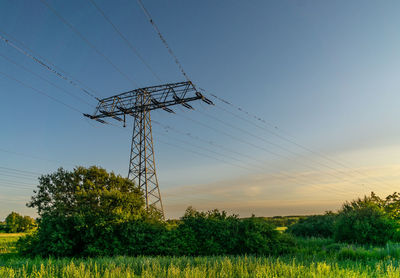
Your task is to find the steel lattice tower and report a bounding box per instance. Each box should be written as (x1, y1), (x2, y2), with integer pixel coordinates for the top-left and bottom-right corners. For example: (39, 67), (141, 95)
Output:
(128, 91), (162, 214)
(84, 81), (213, 217)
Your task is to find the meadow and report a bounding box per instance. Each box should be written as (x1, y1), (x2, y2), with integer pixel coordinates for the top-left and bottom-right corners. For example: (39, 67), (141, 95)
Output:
(2, 234), (400, 277)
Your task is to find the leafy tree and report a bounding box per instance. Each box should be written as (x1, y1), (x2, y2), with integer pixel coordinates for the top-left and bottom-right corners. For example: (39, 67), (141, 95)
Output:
(28, 166), (147, 220)
(20, 166), (150, 256)
(4, 212), (36, 233)
(381, 192), (400, 220)
(334, 195), (400, 245)
(5, 212), (20, 233)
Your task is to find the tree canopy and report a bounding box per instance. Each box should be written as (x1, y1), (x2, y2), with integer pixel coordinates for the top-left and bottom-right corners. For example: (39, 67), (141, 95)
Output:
(28, 166), (148, 221)
(4, 212), (36, 233)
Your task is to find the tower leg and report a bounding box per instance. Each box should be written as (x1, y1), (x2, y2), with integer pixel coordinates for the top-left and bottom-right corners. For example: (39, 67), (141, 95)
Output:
(128, 92), (164, 218)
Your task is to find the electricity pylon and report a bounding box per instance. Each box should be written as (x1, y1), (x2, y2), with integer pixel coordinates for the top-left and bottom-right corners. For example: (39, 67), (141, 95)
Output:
(84, 81), (213, 217)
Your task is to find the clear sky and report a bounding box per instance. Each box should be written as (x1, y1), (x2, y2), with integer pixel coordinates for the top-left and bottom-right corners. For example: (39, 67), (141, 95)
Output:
(1, 0), (400, 220)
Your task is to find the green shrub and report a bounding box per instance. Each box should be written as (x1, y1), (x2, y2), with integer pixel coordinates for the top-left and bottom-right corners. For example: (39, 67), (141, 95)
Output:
(171, 208), (294, 256)
(17, 166), (294, 257)
(287, 213), (336, 238)
(18, 207), (294, 257)
(334, 196), (400, 245)
(336, 247), (372, 261)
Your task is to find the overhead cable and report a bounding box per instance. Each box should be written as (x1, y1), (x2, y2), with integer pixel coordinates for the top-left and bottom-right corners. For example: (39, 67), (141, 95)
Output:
(0, 71), (83, 114)
(0, 52), (95, 107)
(40, 0), (140, 87)
(0, 32), (100, 101)
(88, 0), (162, 83)
(136, 0), (192, 84)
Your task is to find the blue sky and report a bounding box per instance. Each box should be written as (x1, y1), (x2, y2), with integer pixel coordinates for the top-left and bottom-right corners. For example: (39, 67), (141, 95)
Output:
(1, 0), (400, 219)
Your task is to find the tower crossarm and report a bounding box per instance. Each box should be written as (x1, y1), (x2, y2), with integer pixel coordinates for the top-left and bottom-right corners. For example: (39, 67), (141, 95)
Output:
(84, 81), (213, 121)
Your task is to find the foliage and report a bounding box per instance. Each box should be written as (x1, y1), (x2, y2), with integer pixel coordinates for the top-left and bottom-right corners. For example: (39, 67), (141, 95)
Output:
(369, 191), (400, 220)
(287, 212), (336, 238)
(19, 167), (293, 257)
(0, 221), (5, 232)
(27, 166), (148, 220)
(287, 192), (400, 244)
(169, 208), (293, 256)
(19, 166), (154, 257)
(334, 195), (400, 245)
(4, 212), (36, 233)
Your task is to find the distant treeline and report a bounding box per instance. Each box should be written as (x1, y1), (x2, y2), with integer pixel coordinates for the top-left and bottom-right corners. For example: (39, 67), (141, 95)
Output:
(166, 215), (306, 228)
(258, 216), (307, 227)
(0, 212), (36, 233)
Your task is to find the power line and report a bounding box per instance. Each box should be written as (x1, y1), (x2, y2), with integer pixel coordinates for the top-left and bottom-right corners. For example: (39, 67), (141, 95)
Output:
(87, 0), (162, 83)
(40, 0), (140, 87)
(0, 31), (100, 101)
(0, 52), (95, 108)
(203, 91), (397, 192)
(152, 122), (359, 196)
(0, 166), (42, 176)
(154, 124), (269, 172)
(196, 108), (368, 184)
(136, 0), (192, 84)
(0, 173), (39, 181)
(155, 118), (355, 196)
(176, 110), (379, 193)
(0, 148), (76, 167)
(0, 183), (36, 190)
(130, 2), (365, 196)
(0, 71), (83, 114)
(153, 131), (255, 172)
(0, 178), (37, 187)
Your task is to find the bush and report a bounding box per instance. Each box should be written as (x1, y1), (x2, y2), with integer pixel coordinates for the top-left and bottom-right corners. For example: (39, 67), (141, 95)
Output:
(18, 207), (294, 257)
(173, 209), (294, 256)
(334, 196), (400, 245)
(287, 213), (336, 238)
(16, 166), (295, 257)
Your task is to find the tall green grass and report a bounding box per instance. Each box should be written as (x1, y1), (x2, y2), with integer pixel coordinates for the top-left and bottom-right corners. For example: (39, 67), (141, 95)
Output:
(1, 256), (400, 277)
(2, 235), (400, 277)
(0, 233), (22, 254)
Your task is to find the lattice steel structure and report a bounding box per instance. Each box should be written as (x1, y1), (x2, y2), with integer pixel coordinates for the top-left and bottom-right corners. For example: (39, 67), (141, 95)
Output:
(84, 81), (213, 217)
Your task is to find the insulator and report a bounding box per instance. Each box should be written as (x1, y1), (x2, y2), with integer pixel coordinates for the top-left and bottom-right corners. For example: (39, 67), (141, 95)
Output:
(202, 97), (214, 105)
(162, 107), (175, 113)
(99, 110), (112, 116)
(95, 119), (108, 124)
(83, 113), (94, 119)
(112, 116), (123, 122)
(182, 102), (194, 110)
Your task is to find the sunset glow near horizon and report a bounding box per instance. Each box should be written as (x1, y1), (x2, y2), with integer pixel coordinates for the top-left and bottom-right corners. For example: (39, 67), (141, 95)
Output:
(1, 0), (400, 220)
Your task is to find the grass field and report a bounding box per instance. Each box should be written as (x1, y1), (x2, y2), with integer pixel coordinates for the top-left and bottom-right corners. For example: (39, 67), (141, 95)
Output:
(0, 233), (23, 254)
(2, 233), (400, 277)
